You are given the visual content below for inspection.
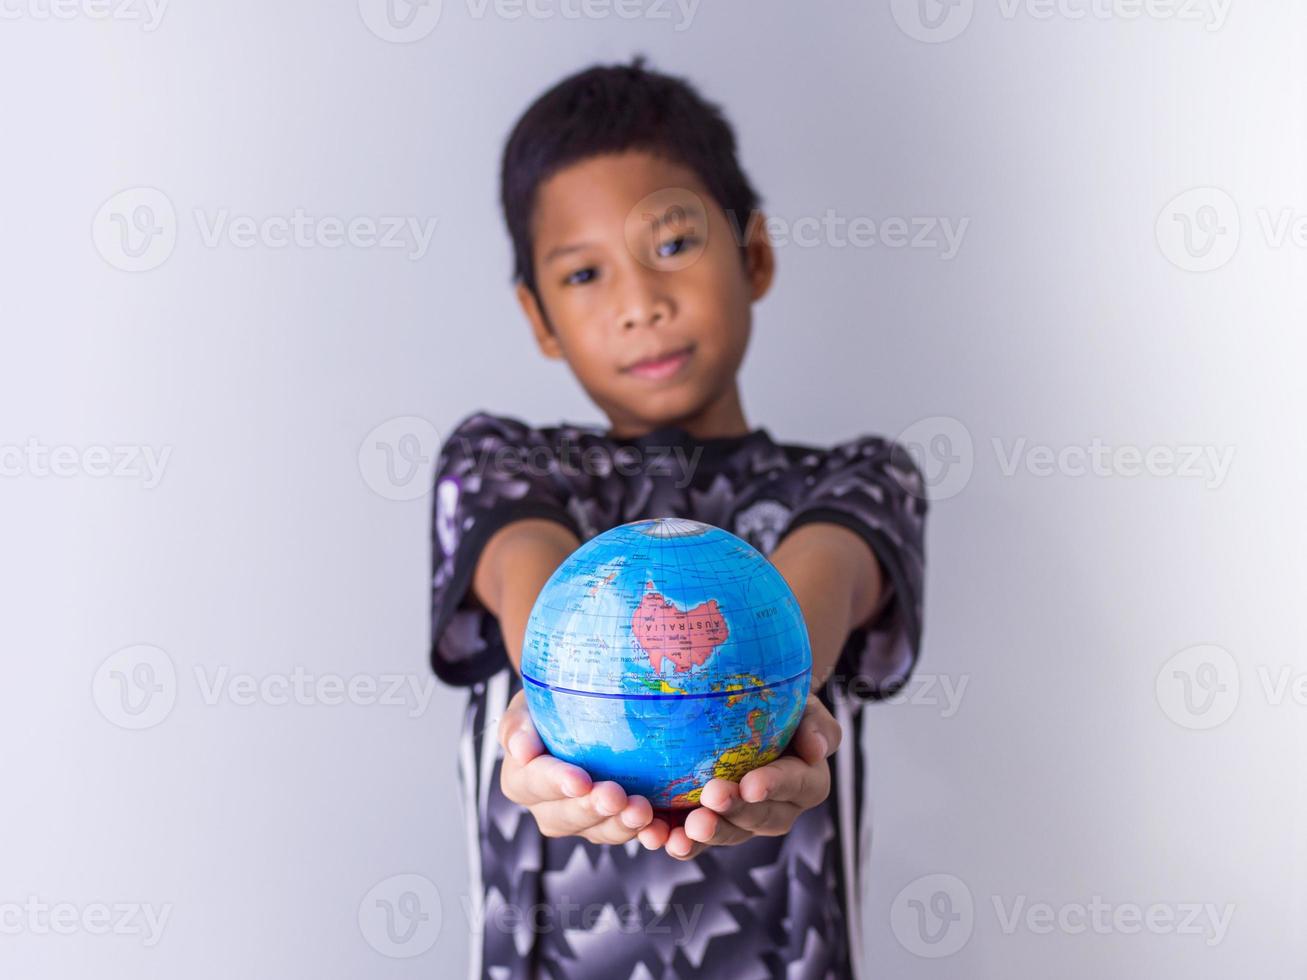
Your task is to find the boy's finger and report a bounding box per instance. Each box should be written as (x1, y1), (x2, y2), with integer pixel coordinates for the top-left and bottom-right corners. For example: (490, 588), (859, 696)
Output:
(504, 754), (592, 806)
(793, 697), (842, 764)
(588, 780), (629, 818)
(504, 727), (545, 765)
(620, 794), (655, 831)
(530, 781), (634, 837)
(739, 755), (827, 807)
(710, 800), (804, 837)
(664, 826), (706, 861)
(580, 818), (639, 846)
(497, 691), (533, 747)
(697, 778), (744, 816)
(582, 808), (656, 846)
(683, 807), (752, 846)
(638, 818), (671, 851)
(792, 723), (831, 767)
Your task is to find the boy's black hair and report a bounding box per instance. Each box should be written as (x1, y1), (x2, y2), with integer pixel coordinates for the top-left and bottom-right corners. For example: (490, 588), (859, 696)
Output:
(499, 54), (763, 317)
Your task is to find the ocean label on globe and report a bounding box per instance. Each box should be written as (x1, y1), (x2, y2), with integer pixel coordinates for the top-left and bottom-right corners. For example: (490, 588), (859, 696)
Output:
(521, 517), (812, 809)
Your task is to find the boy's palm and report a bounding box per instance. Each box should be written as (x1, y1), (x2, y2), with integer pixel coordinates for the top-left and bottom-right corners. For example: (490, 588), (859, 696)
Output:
(497, 690), (663, 847)
(664, 695), (841, 859)
(497, 689), (840, 857)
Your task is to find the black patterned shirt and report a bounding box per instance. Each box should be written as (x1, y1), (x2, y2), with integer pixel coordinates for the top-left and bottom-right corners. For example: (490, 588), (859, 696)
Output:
(430, 411), (927, 980)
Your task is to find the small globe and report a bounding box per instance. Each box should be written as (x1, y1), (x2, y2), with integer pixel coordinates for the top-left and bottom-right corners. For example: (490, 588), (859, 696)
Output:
(522, 517), (812, 809)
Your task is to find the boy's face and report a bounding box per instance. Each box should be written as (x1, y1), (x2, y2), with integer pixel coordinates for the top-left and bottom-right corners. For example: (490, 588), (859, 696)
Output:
(515, 150), (774, 437)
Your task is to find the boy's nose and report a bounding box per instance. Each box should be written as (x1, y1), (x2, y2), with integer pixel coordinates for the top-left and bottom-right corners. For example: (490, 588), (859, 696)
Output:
(615, 269), (674, 331)
(621, 304), (667, 331)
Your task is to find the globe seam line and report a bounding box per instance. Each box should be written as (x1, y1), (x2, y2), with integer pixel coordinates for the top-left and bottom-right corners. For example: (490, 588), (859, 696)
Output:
(519, 667), (811, 701)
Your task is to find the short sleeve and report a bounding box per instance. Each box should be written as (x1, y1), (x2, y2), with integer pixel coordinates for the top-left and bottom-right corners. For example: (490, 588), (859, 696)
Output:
(429, 411), (582, 686)
(776, 435), (928, 700)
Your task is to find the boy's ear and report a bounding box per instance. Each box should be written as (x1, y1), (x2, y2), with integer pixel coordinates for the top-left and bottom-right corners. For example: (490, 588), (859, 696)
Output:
(742, 210), (776, 302)
(515, 281), (564, 360)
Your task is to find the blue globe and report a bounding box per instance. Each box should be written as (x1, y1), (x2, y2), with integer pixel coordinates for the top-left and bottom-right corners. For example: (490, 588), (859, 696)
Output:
(522, 517), (812, 809)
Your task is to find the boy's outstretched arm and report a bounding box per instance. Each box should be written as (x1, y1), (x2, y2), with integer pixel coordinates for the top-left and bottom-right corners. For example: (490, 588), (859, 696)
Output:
(662, 522), (883, 860)
(474, 519), (667, 848)
(770, 522), (885, 689)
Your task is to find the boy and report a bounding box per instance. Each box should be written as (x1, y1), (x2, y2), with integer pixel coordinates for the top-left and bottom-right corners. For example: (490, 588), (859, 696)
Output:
(430, 55), (927, 980)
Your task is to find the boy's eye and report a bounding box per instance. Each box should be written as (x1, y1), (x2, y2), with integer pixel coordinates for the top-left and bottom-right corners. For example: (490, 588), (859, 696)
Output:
(658, 235), (699, 258)
(564, 266), (597, 286)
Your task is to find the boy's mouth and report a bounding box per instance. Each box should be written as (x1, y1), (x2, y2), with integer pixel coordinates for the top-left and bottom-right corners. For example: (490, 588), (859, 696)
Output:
(622, 344), (695, 381)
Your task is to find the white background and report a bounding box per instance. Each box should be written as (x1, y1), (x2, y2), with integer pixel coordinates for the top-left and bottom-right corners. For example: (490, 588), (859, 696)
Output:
(1, 1), (1303, 977)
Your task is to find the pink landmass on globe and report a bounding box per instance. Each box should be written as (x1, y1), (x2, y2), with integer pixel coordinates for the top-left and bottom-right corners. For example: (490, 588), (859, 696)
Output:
(631, 580), (730, 674)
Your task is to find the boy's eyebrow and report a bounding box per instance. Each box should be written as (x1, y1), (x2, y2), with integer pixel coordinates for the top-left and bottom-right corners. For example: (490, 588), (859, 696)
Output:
(541, 202), (707, 266)
(542, 241), (595, 265)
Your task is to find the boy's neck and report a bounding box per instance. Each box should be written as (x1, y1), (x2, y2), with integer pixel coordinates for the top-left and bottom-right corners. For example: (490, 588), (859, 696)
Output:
(606, 385), (750, 441)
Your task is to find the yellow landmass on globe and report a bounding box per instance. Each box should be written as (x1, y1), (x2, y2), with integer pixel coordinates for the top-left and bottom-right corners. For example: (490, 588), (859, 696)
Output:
(640, 677), (687, 695)
(667, 708), (778, 806)
(716, 674), (770, 708)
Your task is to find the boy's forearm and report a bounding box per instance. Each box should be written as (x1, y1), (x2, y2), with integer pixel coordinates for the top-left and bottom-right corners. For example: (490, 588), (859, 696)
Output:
(472, 518), (581, 672)
(769, 522), (884, 689)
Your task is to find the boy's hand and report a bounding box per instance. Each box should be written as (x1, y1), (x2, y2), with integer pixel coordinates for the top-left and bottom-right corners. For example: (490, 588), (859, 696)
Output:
(661, 694), (842, 860)
(498, 689), (668, 848)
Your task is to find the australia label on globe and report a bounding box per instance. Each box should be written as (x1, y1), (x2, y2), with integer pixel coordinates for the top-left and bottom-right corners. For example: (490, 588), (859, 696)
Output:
(521, 517), (812, 808)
